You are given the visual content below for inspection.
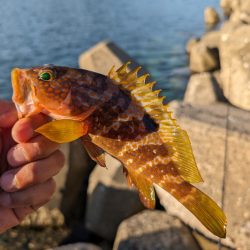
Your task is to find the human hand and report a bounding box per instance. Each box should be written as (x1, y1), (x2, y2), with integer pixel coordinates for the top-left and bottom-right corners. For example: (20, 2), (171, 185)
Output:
(0, 100), (65, 233)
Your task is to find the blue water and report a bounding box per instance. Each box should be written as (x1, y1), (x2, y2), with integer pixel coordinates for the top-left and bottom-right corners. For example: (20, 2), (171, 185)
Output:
(0, 0), (220, 100)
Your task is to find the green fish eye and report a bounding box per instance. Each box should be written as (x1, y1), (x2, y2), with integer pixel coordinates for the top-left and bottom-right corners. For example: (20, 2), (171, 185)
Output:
(39, 72), (53, 81)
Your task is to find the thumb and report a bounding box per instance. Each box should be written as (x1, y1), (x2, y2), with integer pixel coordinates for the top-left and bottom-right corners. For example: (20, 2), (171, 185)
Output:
(0, 100), (17, 128)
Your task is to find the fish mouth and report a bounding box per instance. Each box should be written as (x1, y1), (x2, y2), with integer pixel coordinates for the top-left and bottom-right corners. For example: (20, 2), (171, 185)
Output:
(11, 68), (35, 118)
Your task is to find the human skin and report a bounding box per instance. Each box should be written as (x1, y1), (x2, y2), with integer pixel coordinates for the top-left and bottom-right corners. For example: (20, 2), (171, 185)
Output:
(0, 100), (65, 233)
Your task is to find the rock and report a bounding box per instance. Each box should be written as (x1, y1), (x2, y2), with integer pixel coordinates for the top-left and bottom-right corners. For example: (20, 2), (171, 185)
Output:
(186, 38), (199, 54)
(220, 20), (241, 43)
(85, 154), (144, 241)
(156, 101), (250, 249)
(113, 210), (200, 250)
(241, 0), (250, 15)
(189, 42), (220, 73)
(220, 0), (232, 16)
(220, 0), (250, 22)
(79, 40), (148, 76)
(220, 0), (240, 16)
(184, 72), (224, 105)
(229, 9), (242, 24)
(204, 7), (220, 25)
(60, 139), (96, 225)
(0, 226), (69, 250)
(47, 143), (70, 209)
(231, 0), (250, 23)
(186, 31), (221, 72)
(212, 70), (224, 90)
(54, 243), (101, 250)
(192, 231), (232, 250)
(229, 9), (250, 24)
(21, 207), (64, 227)
(201, 30), (221, 49)
(220, 24), (250, 110)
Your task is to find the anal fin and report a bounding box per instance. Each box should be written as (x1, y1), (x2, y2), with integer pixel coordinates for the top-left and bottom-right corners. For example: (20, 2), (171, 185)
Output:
(127, 169), (155, 209)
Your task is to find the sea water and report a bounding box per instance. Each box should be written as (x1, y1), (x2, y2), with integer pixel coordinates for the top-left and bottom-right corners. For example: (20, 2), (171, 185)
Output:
(0, 0), (220, 100)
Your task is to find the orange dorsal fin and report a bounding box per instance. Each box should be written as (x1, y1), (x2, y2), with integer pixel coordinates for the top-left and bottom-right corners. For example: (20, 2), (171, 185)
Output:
(108, 63), (203, 183)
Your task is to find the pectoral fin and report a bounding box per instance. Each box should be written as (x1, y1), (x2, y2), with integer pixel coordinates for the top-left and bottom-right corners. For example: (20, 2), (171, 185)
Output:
(36, 119), (88, 143)
(82, 139), (106, 168)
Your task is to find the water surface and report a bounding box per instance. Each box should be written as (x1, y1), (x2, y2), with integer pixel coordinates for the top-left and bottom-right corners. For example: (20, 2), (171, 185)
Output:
(0, 0), (220, 100)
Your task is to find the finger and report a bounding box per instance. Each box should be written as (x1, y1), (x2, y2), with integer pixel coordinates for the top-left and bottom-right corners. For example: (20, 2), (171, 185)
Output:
(1, 150), (65, 192)
(12, 114), (51, 143)
(12, 206), (35, 222)
(0, 179), (56, 208)
(0, 207), (19, 233)
(0, 100), (17, 128)
(0, 202), (48, 232)
(12, 201), (45, 222)
(12, 201), (48, 223)
(7, 135), (60, 167)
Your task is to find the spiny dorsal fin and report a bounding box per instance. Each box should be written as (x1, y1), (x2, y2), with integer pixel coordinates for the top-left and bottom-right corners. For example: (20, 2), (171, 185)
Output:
(108, 62), (203, 183)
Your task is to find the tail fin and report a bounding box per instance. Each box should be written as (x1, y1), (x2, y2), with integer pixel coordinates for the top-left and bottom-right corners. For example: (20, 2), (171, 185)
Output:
(157, 178), (227, 238)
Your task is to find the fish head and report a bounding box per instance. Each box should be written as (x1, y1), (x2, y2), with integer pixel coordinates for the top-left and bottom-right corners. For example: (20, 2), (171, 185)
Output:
(11, 65), (100, 119)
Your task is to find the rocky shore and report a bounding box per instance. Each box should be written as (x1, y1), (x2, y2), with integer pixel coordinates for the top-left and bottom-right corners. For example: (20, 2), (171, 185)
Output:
(173, 1), (250, 249)
(0, 1), (249, 250)
(188, 0), (250, 111)
(78, 38), (250, 250)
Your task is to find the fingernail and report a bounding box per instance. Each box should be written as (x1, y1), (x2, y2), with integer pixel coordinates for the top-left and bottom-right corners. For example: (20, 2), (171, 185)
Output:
(1, 173), (17, 191)
(11, 146), (26, 164)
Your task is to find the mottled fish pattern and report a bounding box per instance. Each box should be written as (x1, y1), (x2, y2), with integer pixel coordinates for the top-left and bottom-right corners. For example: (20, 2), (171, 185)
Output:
(11, 63), (227, 238)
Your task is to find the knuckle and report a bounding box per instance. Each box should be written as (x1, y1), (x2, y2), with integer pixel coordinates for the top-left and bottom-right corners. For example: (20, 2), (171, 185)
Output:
(14, 208), (30, 223)
(21, 143), (39, 161)
(7, 193), (17, 207)
(5, 194), (13, 207)
(29, 163), (41, 183)
(55, 150), (65, 168)
(13, 173), (23, 191)
(30, 136), (59, 160)
(48, 179), (56, 197)
(32, 141), (44, 157)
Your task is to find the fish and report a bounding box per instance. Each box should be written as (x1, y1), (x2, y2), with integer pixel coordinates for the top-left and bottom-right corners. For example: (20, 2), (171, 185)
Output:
(11, 62), (227, 238)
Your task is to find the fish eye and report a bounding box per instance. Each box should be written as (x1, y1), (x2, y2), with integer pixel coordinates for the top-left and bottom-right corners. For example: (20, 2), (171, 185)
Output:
(39, 71), (54, 81)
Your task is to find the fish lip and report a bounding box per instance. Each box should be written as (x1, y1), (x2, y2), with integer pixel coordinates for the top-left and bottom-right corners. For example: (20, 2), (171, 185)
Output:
(11, 68), (34, 118)
(11, 68), (24, 118)
(11, 68), (24, 102)
(14, 103), (24, 119)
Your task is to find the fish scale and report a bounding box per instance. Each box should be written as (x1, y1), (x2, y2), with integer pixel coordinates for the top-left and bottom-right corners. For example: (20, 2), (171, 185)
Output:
(11, 63), (227, 238)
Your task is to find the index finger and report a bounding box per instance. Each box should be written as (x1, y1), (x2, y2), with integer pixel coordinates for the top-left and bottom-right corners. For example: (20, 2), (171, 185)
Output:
(12, 114), (51, 143)
(0, 100), (17, 128)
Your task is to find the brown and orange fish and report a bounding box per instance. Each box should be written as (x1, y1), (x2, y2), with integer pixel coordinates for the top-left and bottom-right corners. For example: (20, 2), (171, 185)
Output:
(11, 62), (227, 238)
